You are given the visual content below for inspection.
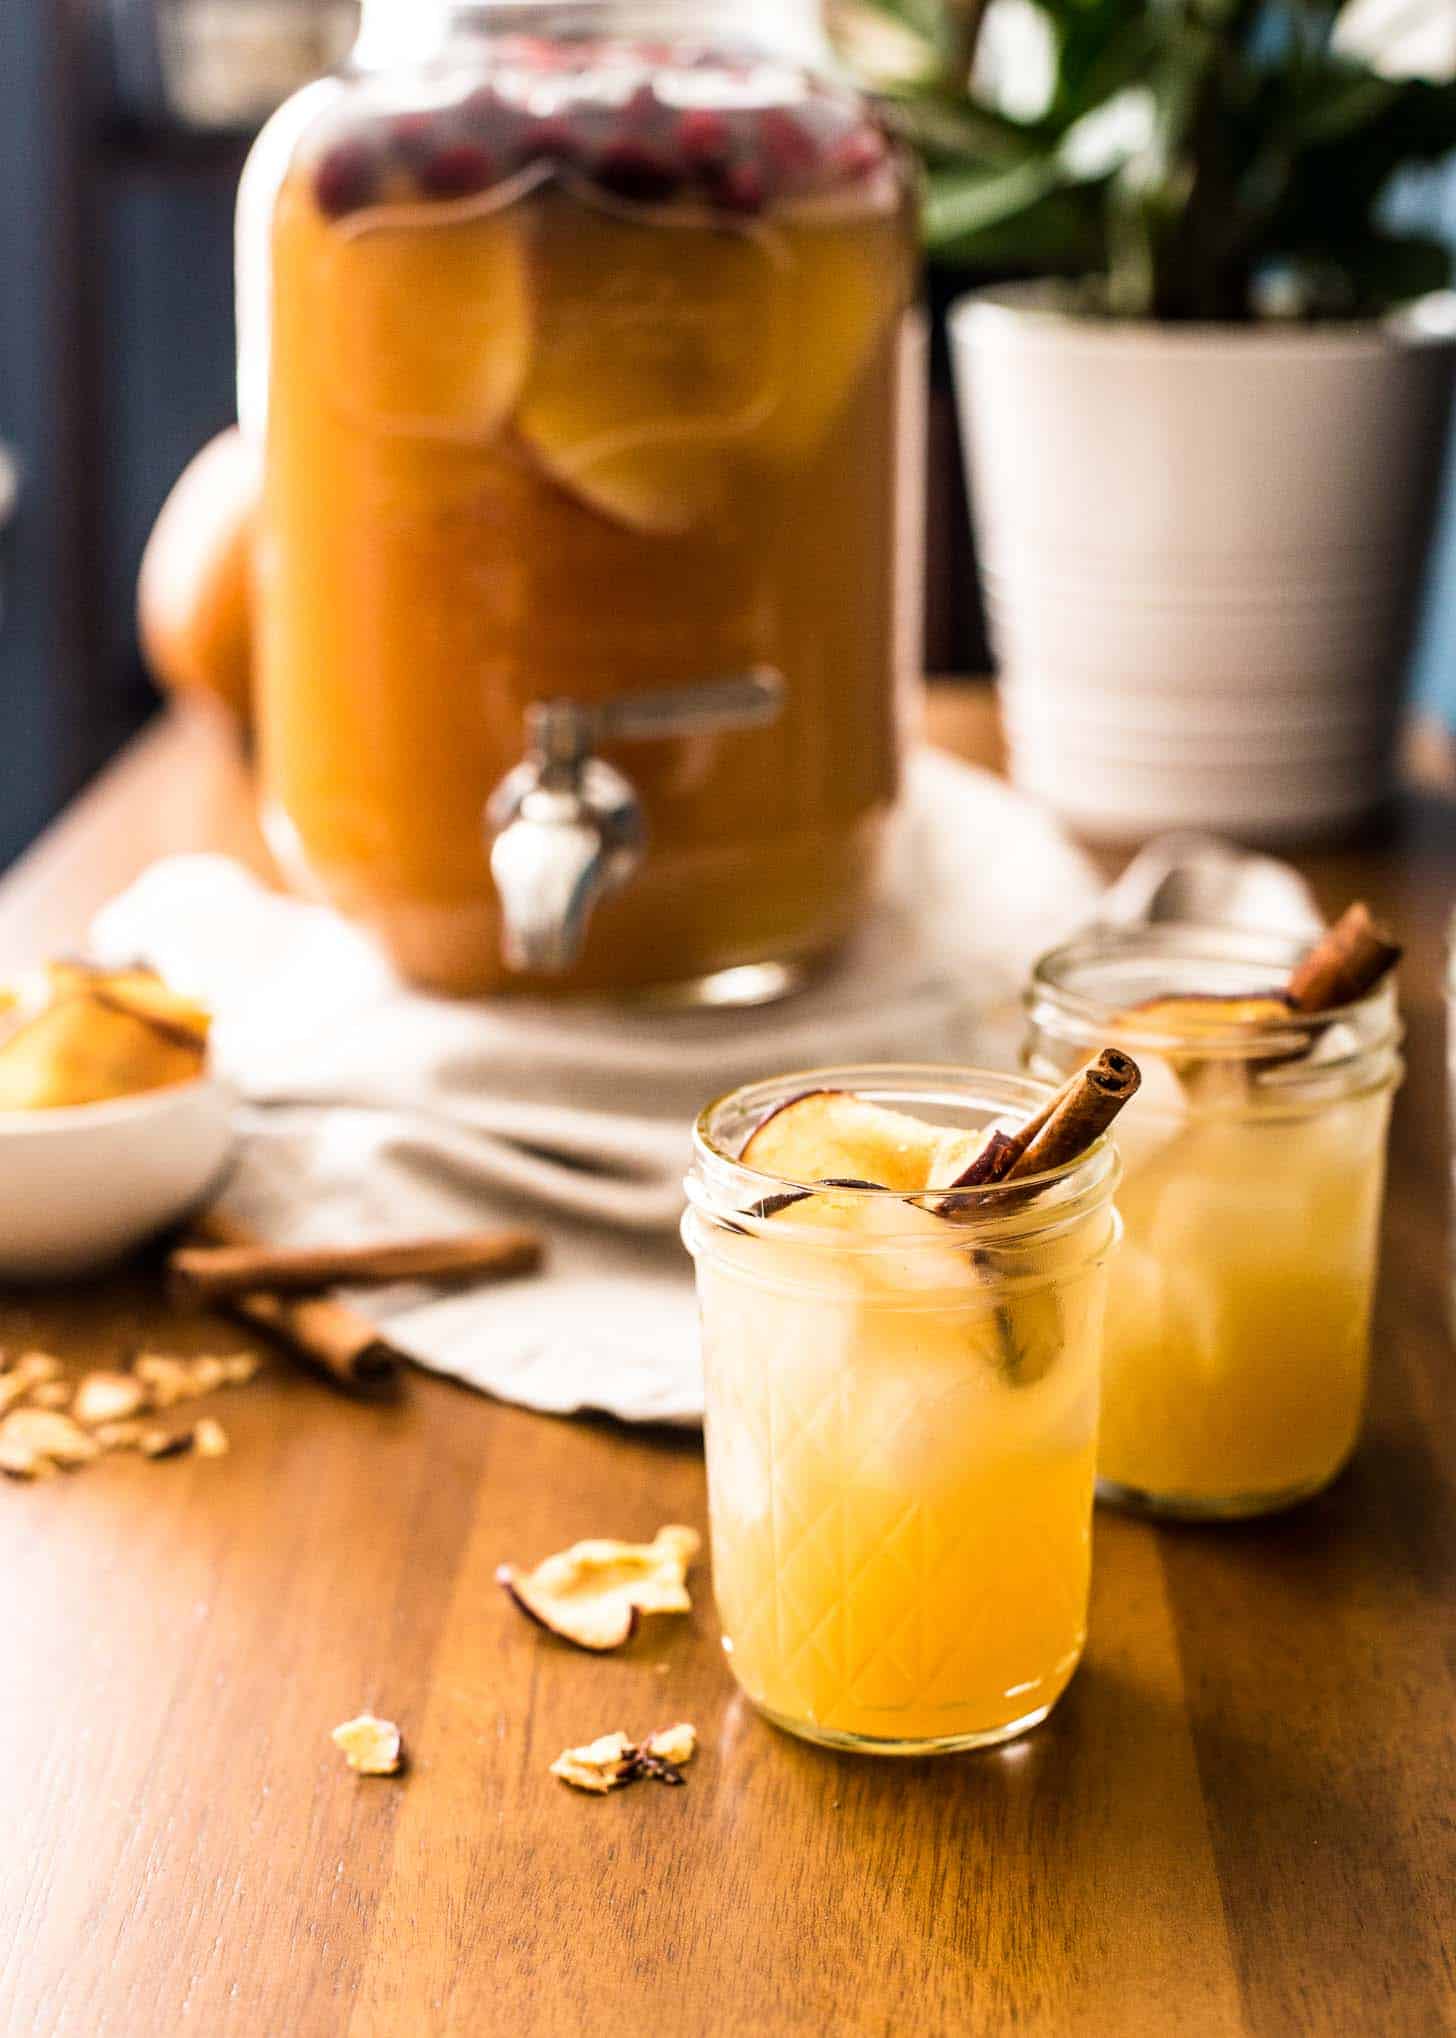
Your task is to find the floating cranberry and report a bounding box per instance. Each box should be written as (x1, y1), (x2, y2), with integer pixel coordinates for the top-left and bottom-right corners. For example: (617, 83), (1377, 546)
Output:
(314, 138), (379, 218)
(831, 125), (889, 180)
(593, 141), (681, 204)
(675, 107), (732, 172)
(758, 107), (819, 183)
(419, 140), (497, 198)
(620, 82), (662, 128)
(712, 159), (767, 217)
(389, 111), (440, 168)
(510, 35), (563, 69)
(456, 87), (495, 133)
(528, 117), (583, 169)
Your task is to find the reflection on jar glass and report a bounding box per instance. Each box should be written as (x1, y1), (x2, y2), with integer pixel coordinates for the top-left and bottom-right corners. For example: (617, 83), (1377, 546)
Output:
(1025, 925), (1403, 1520)
(237, 2), (918, 997)
(683, 1065), (1121, 1756)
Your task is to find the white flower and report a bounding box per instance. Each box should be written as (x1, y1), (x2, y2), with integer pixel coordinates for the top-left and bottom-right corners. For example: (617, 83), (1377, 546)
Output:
(973, 0), (1057, 122)
(1334, 0), (1456, 83)
(1058, 89), (1158, 183)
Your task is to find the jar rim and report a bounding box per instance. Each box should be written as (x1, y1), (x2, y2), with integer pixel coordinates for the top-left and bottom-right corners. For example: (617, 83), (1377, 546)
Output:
(356, 0), (827, 59)
(687, 1061), (1121, 1249)
(1027, 921), (1401, 1064)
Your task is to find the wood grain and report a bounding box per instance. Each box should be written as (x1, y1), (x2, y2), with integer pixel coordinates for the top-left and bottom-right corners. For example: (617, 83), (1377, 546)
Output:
(1, 692), (1452, 2037)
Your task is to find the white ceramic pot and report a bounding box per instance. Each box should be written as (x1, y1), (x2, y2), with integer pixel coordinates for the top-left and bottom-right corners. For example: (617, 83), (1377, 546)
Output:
(950, 283), (1456, 841)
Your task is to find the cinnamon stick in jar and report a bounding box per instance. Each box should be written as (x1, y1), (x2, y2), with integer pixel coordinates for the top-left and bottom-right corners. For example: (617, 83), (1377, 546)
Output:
(170, 1227), (543, 1304)
(950, 1050), (1141, 1193)
(1284, 902), (1402, 1014)
(1005, 1048), (1142, 1180)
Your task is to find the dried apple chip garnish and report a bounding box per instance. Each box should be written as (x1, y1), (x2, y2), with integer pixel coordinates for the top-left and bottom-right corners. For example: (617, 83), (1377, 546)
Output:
(498, 1524), (700, 1653)
(1109, 905), (1401, 1062)
(742, 1089), (998, 1198)
(742, 1090), (940, 1191)
(1115, 993), (1296, 1055)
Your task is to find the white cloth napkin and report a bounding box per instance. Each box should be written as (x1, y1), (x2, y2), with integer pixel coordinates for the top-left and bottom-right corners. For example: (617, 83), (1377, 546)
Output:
(90, 752), (1318, 1426)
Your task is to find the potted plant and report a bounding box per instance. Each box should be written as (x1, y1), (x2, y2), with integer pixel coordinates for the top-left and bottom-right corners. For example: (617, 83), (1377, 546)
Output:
(838, 0), (1456, 839)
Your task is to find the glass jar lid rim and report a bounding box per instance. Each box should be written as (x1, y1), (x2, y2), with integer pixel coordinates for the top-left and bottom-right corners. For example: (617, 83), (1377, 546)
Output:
(690, 1061), (1121, 1207)
(1027, 920), (1400, 1054)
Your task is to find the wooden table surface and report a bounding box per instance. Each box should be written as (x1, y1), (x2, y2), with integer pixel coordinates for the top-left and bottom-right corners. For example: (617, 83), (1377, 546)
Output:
(3, 691), (1453, 2038)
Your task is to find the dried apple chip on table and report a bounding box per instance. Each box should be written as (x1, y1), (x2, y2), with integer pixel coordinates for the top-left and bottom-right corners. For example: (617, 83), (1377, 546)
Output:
(331, 1714), (404, 1777)
(551, 1722), (697, 1795)
(498, 1524), (700, 1651)
(0, 1408), (101, 1476)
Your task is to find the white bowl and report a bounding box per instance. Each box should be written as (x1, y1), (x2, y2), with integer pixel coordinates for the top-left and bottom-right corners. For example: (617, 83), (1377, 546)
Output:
(0, 1075), (236, 1280)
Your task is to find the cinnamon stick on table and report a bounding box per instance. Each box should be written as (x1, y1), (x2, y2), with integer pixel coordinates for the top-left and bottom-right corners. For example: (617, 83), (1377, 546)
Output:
(182, 1213), (404, 1392)
(1284, 901), (1402, 1014)
(226, 1288), (402, 1392)
(170, 1228), (543, 1304)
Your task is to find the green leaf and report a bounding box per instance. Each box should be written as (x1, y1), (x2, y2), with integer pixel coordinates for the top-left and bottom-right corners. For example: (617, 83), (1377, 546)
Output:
(930, 186), (1106, 274)
(879, 87), (1038, 167)
(1287, 68), (1401, 146)
(924, 158), (1068, 249)
(1311, 231), (1452, 314)
(838, 0), (1456, 318)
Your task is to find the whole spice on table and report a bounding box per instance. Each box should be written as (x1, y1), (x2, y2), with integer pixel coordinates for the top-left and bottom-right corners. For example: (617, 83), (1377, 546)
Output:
(551, 1722), (698, 1794)
(185, 1213), (405, 1391)
(169, 1226), (544, 1302)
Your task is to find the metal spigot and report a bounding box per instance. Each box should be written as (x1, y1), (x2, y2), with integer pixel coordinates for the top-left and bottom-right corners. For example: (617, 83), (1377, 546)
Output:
(485, 668), (784, 974)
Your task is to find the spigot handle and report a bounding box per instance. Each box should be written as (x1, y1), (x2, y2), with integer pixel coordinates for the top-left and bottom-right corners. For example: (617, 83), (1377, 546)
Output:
(525, 667), (783, 770)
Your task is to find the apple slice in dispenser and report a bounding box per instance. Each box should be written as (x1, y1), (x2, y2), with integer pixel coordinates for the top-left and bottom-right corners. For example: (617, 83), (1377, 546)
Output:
(749, 215), (910, 464)
(514, 192), (787, 536)
(323, 188), (533, 439)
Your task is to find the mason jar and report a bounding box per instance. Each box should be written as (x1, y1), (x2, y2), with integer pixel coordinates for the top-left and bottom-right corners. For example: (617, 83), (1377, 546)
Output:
(682, 1065), (1121, 1755)
(1025, 926), (1403, 1519)
(236, 1), (917, 996)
